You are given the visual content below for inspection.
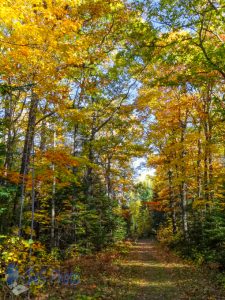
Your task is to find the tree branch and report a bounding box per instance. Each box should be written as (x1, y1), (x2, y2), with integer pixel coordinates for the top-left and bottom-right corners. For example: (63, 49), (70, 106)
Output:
(35, 111), (55, 126)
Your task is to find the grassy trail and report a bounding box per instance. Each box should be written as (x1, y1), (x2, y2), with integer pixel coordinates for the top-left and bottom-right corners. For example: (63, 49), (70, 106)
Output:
(44, 240), (225, 299)
(109, 240), (225, 300)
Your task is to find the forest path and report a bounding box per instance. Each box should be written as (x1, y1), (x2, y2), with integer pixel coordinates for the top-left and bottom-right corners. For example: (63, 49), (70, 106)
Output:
(106, 239), (225, 300)
(48, 240), (225, 299)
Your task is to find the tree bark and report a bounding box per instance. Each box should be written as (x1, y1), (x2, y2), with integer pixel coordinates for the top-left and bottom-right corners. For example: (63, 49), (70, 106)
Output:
(179, 108), (188, 240)
(197, 128), (202, 199)
(20, 93), (38, 177)
(168, 169), (177, 234)
(4, 91), (14, 176)
(51, 128), (56, 248)
(16, 92), (38, 232)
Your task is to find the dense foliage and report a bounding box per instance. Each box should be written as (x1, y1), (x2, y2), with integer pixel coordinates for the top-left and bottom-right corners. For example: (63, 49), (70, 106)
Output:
(0, 0), (224, 296)
(139, 0), (225, 268)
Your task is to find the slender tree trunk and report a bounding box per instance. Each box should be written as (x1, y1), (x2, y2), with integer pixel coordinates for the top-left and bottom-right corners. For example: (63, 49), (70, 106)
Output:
(197, 131), (202, 199)
(51, 128), (56, 248)
(208, 115), (213, 202)
(203, 120), (209, 205)
(39, 121), (47, 152)
(86, 144), (94, 201)
(168, 169), (177, 234)
(202, 85), (213, 207)
(16, 92), (38, 231)
(85, 122), (95, 203)
(179, 108), (188, 240)
(106, 155), (112, 199)
(20, 93), (38, 177)
(4, 91), (14, 177)
(71, 123), (79, 242)
(180, 180), (188, 239)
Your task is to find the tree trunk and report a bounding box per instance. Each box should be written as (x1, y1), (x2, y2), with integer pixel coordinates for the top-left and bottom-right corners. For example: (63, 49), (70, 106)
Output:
(16, 92), (38, 232)
(51, 129), (56, 248)
(106, 155), (112, 199)
(180, 180), (188, 239)
(179, 108), (188, 240)
(4, 91), (14, 177)
(20, 93), (38, 177)
(196, 130), (202, 199)
(168, 169), (177, 234)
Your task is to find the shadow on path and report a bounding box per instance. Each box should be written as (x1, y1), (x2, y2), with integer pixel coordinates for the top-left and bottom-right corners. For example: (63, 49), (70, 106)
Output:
(108, 240), (225, 300)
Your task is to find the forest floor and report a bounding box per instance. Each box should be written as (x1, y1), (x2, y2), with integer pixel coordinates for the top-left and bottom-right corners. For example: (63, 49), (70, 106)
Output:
(44, 239), (225, 300)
